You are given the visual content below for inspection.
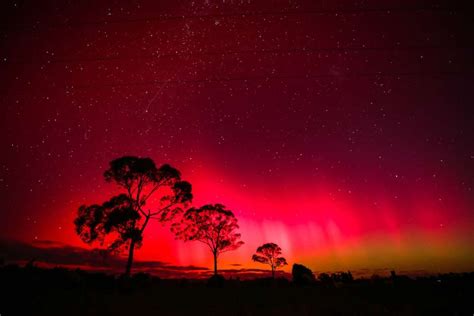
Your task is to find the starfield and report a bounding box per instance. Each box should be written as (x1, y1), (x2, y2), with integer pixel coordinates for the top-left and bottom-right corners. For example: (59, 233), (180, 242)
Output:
(0, 1), (473, 315)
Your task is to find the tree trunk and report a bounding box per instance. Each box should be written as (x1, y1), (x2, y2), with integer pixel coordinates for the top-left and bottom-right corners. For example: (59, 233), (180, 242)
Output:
(213, 252), (218, 276)
(272, 266), (275, 279)
(125, 239), (136, 277)
(124, 215), (149, 277)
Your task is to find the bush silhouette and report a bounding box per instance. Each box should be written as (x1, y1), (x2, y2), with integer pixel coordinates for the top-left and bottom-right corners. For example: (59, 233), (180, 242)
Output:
(318, 272), (332, 284)
(292, 263), (315, 285)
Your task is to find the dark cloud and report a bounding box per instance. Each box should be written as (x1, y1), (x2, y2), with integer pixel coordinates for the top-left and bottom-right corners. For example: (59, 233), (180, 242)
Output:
(0, 239), (292, 279)
(219, 268), (271, 273)
(0, 239), (209, 276)
(0, 239), (122, 268)
(31, 240), (66, 247)
(215, 268), (292, 279)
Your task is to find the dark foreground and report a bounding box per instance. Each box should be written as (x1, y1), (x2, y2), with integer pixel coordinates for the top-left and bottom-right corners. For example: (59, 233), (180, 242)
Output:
(1, 265), (473, 316)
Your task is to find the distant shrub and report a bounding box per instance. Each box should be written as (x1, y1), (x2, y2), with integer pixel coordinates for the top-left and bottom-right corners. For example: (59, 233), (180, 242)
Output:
(331, 271), (353, 283)
(318, 272), (332, 284)
(292, 263), (315, 285)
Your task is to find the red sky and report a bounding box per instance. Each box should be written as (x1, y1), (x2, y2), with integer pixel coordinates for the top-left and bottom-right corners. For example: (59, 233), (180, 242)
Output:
(1, 0), (473, 277)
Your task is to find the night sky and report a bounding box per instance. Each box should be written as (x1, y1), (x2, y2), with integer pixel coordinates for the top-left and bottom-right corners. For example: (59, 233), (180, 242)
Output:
(1, 0), (473, 277)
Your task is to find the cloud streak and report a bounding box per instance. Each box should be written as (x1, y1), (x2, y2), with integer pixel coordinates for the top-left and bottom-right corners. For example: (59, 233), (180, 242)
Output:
(0, 239), (210, 277)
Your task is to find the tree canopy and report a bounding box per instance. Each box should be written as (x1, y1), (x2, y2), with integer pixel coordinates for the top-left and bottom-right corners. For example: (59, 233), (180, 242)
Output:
(252, 243), (288, 278)
(74, 156), (192, 275)
(171, 204), (244, 275)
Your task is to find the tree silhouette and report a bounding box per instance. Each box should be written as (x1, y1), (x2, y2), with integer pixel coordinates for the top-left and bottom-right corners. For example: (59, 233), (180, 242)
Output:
(171, 204), (244, 276)
(74, 156), (192, 276)
(252, 243), (287, 279)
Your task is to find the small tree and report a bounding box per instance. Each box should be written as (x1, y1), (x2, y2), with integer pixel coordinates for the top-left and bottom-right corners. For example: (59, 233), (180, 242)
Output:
(74, 156), (192, 276)
(171, 204), (244, 276)
(252, 243), (287, 279)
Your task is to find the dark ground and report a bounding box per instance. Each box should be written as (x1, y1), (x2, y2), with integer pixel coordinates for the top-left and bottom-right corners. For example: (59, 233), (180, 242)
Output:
(1, 265), (473, 316)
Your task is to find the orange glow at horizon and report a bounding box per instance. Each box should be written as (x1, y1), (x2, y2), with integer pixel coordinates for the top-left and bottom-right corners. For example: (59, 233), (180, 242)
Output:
(21, 161), (474, 277)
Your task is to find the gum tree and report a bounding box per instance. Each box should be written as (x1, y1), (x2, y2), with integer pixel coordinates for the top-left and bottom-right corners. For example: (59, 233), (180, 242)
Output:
(171, 204), (244, 276)
(252, 242), (287, 279)
(74, 156), (192, 276)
